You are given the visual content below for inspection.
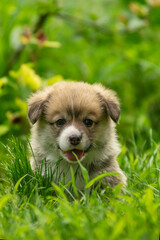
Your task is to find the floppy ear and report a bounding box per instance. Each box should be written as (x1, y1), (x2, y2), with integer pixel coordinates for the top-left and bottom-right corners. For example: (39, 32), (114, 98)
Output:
(27, 87), (51, 124)
(104, 99), (120, 123)
(93, 84), (121, 123)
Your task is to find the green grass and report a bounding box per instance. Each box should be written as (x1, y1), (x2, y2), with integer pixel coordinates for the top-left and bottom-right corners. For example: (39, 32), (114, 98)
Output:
(0, 137), (160, 240)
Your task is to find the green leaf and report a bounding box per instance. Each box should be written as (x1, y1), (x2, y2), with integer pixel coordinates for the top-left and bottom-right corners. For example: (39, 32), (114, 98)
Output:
(85, 172), (119, 189)
(70, 166), (78, 197)
(72, 152), (89, 184)
(0, 125), (9, 136)
(0, 77), (8, 88)
(0, 194), (12, 210)
(52, 183), (67, 200)
(42, 40), (61, 48)
(14, 174), (28, 192)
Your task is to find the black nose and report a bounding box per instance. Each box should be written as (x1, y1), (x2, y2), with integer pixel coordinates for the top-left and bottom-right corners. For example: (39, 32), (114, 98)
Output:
(69, 134), (82, 145)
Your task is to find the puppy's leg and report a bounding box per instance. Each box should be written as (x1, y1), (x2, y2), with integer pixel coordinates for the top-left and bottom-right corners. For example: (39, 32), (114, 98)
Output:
(89, 160), (127, 189)
(102, 161), (127, 188)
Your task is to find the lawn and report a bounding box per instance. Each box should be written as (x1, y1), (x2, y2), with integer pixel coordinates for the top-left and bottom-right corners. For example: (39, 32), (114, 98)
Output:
(0, 0), (160, 239)
(0, 136), (159, 239)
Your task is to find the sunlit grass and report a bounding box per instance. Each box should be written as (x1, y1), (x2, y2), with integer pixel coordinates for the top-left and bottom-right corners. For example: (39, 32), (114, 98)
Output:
(0, 137), (160, 240)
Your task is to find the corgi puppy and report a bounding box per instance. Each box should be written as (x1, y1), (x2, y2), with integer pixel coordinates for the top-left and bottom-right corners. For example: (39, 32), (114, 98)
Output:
(28, 82), (126, 190)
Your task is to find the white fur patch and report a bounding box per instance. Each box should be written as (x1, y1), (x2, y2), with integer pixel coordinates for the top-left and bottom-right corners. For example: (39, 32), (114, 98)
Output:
(58, 125), (89, 152)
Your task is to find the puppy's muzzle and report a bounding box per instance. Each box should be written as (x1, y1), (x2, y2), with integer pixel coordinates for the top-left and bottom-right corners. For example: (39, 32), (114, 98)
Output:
(69, 134), (82, 146)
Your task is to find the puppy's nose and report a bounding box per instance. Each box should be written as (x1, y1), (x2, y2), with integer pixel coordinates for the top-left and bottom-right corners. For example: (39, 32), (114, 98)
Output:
(69, 134), (82, 145)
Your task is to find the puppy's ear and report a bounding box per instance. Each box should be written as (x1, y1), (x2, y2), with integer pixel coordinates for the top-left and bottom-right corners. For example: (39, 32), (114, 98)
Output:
(27, 87), (51, 124)
(93, 84), (120, 123)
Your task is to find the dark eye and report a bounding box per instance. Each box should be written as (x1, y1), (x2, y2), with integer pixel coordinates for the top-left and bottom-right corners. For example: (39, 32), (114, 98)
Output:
(83, 119), (94, 127)
(55, 119), (66, 127)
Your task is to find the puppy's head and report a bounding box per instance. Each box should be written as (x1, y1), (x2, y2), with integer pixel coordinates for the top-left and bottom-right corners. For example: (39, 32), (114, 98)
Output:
(28, 82), (120, 163)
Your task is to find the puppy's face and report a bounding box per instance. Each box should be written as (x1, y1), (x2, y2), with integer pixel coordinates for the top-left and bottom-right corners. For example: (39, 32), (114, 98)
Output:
(28, 82), (120, 163)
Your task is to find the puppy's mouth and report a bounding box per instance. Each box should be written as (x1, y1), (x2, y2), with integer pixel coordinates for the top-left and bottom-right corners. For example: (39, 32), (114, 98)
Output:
(58, 145), (92, 162)
(63, 149), (84, 162)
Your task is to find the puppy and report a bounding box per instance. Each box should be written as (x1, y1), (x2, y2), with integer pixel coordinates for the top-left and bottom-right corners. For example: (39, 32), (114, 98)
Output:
(28, 82), (126, 190)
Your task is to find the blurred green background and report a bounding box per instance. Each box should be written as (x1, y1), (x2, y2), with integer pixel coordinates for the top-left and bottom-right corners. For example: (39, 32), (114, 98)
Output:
(0, 0), (160, 152)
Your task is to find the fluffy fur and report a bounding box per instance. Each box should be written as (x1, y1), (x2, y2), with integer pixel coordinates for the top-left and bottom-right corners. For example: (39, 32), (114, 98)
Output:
(28, 82), (127, 190)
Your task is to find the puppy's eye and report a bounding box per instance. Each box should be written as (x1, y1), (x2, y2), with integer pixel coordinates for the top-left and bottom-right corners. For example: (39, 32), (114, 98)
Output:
(83, 119), (94, 127)
(55, 119), (66, 127)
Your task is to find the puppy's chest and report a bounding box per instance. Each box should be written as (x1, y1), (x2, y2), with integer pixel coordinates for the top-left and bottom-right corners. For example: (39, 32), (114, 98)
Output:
(45, 155), (86, 190)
